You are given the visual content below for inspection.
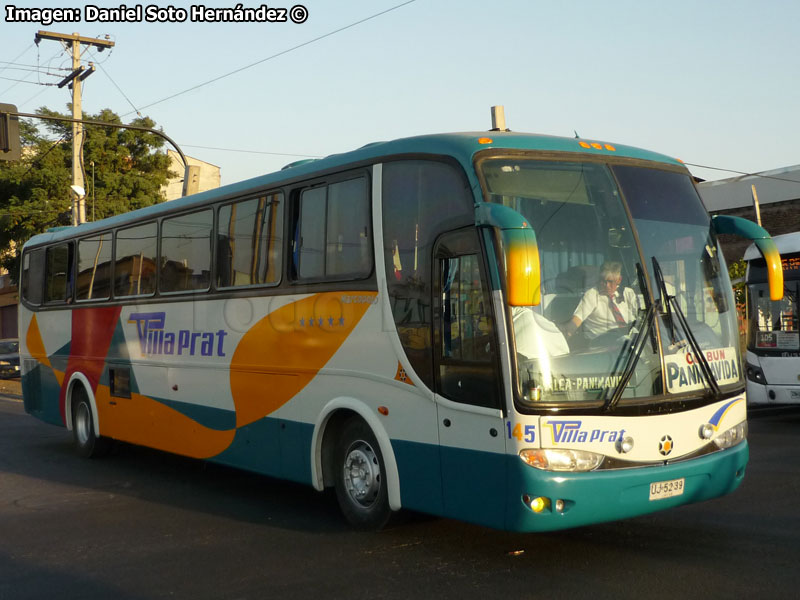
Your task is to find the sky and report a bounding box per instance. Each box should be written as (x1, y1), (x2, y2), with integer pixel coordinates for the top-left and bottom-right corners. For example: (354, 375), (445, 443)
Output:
(2, 0), (799, 187)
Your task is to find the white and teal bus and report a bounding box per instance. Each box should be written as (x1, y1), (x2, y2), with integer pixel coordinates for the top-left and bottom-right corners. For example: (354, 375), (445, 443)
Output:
(744, 232), (800, 405)
(19, 131), (783, 531)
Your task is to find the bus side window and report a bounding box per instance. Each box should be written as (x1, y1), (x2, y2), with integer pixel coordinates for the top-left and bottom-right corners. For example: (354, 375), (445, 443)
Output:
(21, 248), (45, 305)
(381, 160), (475, 390)
(326, 178), (370, 278)
(216, 192), (283, 288)
(115, 222), (158, 297)
(44, 243), (74, 304)
(161, 210), (212, 293)
(293, 176), (370, 281)
(77, 233), (112, 301)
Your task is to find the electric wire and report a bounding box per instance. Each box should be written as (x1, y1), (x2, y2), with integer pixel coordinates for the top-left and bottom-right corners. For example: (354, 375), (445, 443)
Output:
(0, 47), (65, 96)
(0, 76), (57, 86)
(182, 144), (321, 158)
(685, 162), (800, 186)
(0, 64), (71, 74)
(87, 48), (141, 117)
(0, 44), (35, 77)
(124, 0), (418, 116)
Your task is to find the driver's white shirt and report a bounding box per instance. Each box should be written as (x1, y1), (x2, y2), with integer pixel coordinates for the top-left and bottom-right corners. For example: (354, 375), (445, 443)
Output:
(573, 287), (639, 339)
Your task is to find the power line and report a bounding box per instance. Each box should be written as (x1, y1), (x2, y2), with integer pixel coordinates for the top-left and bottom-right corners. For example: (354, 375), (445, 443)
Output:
(87, 49), (141, 116)
(0, 47), (65, 96)
(18, 87), (50, 109)
(0, 61), (70, 72)
(0, 44), (35, 77)
(182, 144), (321, 158)
(0, 76), (56, 87)
(685, 162), (800, 185)
(124, 0), (418, 116)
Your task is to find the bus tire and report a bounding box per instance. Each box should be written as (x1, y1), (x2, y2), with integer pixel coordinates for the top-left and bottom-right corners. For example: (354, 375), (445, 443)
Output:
(334, 418), (392, 530)
(72, 389), (111, 459)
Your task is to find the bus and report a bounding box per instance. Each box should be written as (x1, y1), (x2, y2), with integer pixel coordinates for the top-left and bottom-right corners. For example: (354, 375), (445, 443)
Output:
(18, 131), (783, 532)
(744, 232), (800, 405)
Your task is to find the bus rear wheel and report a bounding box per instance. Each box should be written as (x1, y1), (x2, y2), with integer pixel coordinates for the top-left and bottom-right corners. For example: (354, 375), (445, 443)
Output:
(72, 390), (111, 459)
(334, 418), (392, 530)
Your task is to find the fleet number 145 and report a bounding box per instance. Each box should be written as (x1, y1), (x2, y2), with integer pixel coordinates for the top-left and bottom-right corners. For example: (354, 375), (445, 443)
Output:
(507, 422), (536, 442)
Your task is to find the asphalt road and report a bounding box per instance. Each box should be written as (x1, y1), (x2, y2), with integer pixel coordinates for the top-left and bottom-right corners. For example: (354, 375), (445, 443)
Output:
(1, 386), (798, 600)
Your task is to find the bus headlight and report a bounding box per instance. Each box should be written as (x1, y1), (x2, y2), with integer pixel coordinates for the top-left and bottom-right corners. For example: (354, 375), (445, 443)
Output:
(745, 363), (767, 385)
(519, 448), (604, 472)
(713, 421), (748, 450)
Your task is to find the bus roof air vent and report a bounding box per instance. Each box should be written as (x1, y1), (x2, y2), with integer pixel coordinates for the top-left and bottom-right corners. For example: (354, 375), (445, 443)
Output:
(281, 158), (318, 170)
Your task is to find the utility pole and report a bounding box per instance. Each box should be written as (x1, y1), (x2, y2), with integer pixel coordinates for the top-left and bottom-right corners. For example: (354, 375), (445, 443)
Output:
(34, 31), (114, 225)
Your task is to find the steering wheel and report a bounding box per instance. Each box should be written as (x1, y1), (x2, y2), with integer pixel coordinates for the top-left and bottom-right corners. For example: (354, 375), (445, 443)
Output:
(587, 326), (630, 349)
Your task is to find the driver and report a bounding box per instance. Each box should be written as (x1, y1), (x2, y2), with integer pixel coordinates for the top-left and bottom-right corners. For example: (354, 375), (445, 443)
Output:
(565, 261), (639, 341)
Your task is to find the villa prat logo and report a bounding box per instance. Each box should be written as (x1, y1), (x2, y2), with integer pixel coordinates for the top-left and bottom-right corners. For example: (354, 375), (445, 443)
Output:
(128, 312), (227, 357)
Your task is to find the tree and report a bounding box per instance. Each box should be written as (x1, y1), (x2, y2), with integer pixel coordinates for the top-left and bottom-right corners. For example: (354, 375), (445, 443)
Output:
(0, 106), (173, 281)
(728, 258), (746, 307)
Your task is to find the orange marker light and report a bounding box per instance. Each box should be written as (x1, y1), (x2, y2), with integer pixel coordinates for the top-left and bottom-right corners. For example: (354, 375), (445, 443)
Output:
(579, 141), (617, 152)
(478, 137), (493, 144)
(378, 406), (389, 416)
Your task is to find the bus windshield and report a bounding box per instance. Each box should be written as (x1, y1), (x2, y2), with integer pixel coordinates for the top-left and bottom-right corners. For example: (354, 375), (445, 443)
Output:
(480, 157), (742, 408)
(747, 255), (800, 354)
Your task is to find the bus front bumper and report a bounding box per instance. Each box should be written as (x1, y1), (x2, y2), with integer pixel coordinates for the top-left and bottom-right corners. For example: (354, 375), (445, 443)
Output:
(505, 440), (748, 532)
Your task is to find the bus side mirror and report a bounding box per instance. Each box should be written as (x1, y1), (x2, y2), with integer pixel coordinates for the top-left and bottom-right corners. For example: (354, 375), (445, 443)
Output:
(712, 215), (783, 301)
(0, 104), (21, 162)
(475, 203), (542, 307)
(503, 228), (541, 307)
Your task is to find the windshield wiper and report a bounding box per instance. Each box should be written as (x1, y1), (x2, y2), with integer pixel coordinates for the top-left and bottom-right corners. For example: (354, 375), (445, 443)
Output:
(635, 261), (658, 353)
(652, 256), (722, 399)
(603, 300), (656, 412)
(651, 257), (678, 345)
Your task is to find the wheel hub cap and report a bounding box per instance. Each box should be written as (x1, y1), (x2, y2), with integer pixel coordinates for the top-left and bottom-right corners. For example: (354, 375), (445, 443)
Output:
(343, 442), (380, 507)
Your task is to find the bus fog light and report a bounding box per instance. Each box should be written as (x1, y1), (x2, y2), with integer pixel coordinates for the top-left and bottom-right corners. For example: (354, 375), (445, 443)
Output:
(519, 448), (603, 472)
(615, 436), (634, 454)
(699, 423), (714, 440)
(523, 494), (550, 513)
(714, 421), (748, 449)
(554, 499), (565, 513)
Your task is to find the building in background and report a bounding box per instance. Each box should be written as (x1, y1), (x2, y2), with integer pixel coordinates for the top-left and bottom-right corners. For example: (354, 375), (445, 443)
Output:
(698, 165), (800, 264)
(161, 150), (221, 200)
(0, 273), (17, 339)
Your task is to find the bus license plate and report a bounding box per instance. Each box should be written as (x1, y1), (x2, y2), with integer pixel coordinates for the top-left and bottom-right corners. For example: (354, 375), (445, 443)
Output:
(649, 477), (685, 501)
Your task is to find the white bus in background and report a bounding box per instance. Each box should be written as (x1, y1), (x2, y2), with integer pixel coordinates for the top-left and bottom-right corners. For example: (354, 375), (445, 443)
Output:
(744, 232), (800, 405)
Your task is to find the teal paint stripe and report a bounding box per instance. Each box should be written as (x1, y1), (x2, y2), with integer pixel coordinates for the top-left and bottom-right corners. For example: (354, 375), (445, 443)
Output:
(212, 417), (281, 477)
(157, 397), (236, 431)
(22, 364), (64, 426)
(439, 444), (508, 530)
(391, 439), (444, 516)
(211, 418), (314, 486)
(47, 339), (72, 375)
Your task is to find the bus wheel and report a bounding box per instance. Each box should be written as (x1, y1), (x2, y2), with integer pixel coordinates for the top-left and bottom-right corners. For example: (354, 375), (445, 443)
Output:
(72, 390), (111, 459)
(334, 418), (392, 530)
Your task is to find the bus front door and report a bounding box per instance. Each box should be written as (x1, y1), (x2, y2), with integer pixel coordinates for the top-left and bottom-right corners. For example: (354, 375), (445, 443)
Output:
(434, 231), (508, 529)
